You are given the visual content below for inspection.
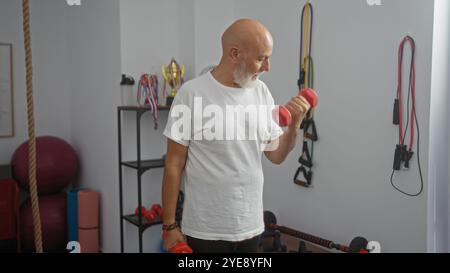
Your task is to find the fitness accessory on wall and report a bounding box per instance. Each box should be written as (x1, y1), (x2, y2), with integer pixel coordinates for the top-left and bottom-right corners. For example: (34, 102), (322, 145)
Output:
(390, 35), (424, 197)
(294, 1), (318, 188)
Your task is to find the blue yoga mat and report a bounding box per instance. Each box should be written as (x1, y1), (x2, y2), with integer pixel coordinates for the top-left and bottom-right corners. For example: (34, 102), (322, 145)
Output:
(67, 188), (81, 242)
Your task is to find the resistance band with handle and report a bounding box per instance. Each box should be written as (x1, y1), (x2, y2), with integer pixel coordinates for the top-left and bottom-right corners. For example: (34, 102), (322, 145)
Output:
(390, 35), (423, 197)
(294, 1), (318, 188)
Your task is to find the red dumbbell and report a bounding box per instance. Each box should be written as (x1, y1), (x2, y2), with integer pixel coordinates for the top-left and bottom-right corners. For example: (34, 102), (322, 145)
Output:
(135, 203), (163, 222)
(135, 206), (147, 217)
(150, 204), (163, 218)
(170, 242), (193, 253)
(135, 206), (155, 222)
(273, 88), (318, 127)
(161, 228), (193, 253)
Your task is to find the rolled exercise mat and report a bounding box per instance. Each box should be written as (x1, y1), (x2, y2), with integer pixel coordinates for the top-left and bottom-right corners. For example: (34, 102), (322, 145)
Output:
(78, 189), (99, 253)
(67, 188), (80, 242)
(78, 228), (99, 253)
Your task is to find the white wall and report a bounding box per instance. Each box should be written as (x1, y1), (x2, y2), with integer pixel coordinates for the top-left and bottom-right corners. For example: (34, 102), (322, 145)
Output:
(193, 0), (235, 75)
(428, 0), (450, 253)
(65, 0), (122, 253)
(120, 0), (195, 84)
(0, 0), (71, 164)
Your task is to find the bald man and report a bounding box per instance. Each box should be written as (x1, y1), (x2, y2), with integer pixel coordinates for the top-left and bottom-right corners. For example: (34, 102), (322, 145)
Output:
(161, 19), (310, 253)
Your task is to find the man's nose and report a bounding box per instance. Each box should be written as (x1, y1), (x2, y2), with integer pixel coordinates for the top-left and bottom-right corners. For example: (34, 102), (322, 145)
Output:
(261, 59), (270, 72)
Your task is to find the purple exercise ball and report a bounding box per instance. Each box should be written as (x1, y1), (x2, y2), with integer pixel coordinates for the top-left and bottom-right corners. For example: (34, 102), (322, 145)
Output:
(11, 136), (79, 195)
(20, 193), (67, 252)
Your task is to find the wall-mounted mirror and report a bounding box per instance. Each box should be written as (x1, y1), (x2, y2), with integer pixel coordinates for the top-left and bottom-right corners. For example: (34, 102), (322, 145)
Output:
(0, 43), (14, 138)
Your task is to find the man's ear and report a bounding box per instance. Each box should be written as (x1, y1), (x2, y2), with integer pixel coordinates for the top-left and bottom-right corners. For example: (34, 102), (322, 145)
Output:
(230, 47), (240, 63)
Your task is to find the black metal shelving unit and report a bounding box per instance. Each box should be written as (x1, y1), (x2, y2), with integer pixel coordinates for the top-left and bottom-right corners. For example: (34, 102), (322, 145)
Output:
(117, 105), (170, 253)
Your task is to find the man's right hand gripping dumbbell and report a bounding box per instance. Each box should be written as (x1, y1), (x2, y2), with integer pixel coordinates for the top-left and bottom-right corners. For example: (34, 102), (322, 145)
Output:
(273, 88), (318, 129)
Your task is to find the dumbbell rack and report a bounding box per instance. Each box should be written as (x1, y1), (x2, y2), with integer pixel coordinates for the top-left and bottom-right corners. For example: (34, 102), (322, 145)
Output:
(117, 105), (170, 253)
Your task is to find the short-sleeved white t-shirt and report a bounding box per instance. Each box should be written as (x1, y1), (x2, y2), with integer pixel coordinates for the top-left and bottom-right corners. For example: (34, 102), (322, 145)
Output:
(163, 71), (283, 241)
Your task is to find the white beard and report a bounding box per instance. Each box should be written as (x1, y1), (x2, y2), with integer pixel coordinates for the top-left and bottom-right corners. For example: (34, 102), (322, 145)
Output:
(233, 62), (262, 89)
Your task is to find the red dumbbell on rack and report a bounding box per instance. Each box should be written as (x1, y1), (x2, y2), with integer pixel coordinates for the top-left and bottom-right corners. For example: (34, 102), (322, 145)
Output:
(135, 203), (163, 223)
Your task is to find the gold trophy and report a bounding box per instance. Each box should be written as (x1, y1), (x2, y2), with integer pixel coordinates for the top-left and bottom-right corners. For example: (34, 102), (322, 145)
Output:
(162, 58), (185, 106)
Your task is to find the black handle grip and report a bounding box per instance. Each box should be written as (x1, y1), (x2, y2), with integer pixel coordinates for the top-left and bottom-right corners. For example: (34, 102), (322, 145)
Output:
(393, 99), (399, 125)
(393, 144), (403, 170)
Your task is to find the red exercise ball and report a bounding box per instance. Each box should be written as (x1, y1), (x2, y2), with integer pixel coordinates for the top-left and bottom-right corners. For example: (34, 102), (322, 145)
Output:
(11, 136), (79, 195)
(20, 193), (67, 252)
